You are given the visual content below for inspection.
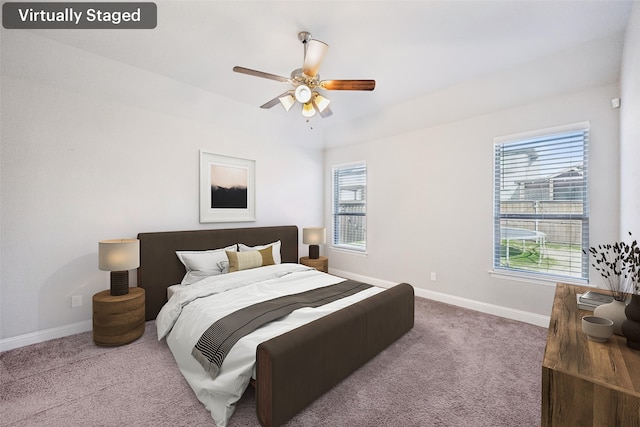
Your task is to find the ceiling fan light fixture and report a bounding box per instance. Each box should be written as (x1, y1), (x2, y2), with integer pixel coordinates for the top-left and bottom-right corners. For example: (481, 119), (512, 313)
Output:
(279, 94), (295, 112)
(313, 93), (331, 113)
(234, 31), (375, 121)
(294, 85), (312, 103)
(302, 102), (316, 118)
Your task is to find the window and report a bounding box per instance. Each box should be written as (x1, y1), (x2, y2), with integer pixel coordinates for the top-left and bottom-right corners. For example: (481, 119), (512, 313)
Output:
(332, 162), (366, 252)
(493, 123), (589, 282)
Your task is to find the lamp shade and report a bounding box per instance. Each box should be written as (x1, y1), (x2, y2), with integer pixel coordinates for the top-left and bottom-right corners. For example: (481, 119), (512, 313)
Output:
(313, 93), (331, 113)
(303, 228), (326, 245)
(295, 85), (312, 103)
(279, 94), (295, 112)
(99, 239), (140, 271)
(302, 102), (316, 118)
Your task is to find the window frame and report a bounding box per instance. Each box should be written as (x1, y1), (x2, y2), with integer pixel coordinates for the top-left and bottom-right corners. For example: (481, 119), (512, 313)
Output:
(331, 161), (367, 253)
(492, 122), (590, 284)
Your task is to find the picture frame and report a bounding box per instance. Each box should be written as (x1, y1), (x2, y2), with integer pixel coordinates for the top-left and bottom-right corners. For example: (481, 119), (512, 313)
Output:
(199, 151), (256, 223)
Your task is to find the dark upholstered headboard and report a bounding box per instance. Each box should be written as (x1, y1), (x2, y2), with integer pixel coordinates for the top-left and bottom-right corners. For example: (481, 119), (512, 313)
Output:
(137, 225), (299, 320)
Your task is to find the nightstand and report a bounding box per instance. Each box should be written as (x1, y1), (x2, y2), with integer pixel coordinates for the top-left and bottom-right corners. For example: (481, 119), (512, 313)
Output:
(300, 256), (328, 273)
(92, 287), (145, 346)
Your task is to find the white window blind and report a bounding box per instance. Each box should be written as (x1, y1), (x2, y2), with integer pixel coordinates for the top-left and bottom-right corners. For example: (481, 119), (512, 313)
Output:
(493, 125), (589, 282)
(332, 163), (366, 252)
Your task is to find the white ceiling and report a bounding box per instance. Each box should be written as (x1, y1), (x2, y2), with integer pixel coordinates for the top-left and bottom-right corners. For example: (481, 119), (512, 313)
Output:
(28, 0), (634, 147)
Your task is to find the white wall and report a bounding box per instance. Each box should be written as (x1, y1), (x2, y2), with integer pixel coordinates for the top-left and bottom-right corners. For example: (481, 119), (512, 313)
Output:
(2, 9), (635, 347)
(620, 3), (640, 236)
(0, 32), (324, 347)
(324, 83), (621, 321)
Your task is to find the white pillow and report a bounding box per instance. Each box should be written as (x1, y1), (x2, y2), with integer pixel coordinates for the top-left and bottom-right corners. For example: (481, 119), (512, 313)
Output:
(176, 244), (237, 285)
(217, 260), (230, 274)
(237, 240), (281, 264)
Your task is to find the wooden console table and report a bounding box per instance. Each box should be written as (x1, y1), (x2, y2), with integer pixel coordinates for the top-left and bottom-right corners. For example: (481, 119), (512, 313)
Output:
(542, 283), (640, 426)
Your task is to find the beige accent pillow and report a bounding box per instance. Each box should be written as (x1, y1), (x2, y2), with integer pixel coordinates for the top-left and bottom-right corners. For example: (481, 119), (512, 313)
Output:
(237, 241), (282, 264)
(226, 247), (275, 272)
(258, 246), (275, 265)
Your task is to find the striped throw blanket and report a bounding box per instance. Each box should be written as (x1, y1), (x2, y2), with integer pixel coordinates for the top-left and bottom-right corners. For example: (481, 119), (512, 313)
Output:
(191, 279), (372, 379)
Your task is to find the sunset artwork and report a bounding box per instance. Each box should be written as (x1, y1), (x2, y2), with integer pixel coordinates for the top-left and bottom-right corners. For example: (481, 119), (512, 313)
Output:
(200, 152), (255, 222)
(210, 164), (248, 209)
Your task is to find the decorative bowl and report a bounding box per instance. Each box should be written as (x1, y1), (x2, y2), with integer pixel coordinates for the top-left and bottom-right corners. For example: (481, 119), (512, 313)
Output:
(582, 316), (614, 342)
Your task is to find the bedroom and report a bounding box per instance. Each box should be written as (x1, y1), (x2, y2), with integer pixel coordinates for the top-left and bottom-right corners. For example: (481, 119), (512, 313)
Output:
(1, 0), (639, 423)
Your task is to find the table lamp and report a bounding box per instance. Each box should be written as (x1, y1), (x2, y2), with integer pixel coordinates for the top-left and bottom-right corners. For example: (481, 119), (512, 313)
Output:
(303, 227), (326, 259)
(99, 239), (140, 296)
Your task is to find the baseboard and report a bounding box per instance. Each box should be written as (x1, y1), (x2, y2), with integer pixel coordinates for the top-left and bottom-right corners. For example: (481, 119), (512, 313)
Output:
(330, 268), (551, 328)
(0, 320), (93, 352)
(1, 270), (551, 352)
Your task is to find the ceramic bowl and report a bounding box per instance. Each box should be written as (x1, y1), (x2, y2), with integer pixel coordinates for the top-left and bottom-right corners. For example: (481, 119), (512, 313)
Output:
(582, 316), (614, 342)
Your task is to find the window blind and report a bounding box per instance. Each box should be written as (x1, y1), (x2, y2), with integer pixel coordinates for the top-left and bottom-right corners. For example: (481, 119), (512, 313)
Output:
(332, 163), (367, 251)
(493, 127), (589, 282)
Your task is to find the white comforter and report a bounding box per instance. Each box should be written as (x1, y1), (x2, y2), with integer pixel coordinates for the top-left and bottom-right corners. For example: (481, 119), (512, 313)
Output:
(156, 263), (383, 427)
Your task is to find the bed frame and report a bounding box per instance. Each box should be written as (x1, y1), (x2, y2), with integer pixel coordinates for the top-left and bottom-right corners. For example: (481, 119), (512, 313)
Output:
(137, 225), (414, 427)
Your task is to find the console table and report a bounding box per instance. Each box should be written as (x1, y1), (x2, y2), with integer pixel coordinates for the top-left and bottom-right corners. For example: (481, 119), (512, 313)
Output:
(542, 283), (640, 426)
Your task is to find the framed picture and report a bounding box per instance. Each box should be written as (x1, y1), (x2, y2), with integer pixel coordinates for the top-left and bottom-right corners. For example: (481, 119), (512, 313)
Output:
(199, 151), (256, 223)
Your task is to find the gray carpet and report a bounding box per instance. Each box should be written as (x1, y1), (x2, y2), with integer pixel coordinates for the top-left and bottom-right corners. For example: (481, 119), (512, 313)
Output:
(0, 297), (547, 426)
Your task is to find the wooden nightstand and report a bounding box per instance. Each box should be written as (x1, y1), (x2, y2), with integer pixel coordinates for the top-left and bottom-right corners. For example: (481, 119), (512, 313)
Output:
(92, 287), (145, 346)
(300, 256), (328, 273)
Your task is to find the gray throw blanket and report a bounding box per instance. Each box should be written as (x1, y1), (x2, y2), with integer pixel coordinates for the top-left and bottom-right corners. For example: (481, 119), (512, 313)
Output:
(192, 279), (372, 379)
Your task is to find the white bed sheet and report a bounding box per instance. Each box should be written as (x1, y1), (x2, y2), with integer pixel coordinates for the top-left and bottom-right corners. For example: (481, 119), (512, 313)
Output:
(166, 284), (184, 300)
(156, 263), (383, 427)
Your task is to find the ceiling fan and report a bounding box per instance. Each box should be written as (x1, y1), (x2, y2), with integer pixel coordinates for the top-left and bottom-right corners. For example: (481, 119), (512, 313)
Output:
(233, 31), (375, 119)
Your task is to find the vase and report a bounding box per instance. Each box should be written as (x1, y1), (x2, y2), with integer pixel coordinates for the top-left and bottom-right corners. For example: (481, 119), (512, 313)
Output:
(594, 300), (628, 335)
(622, 294), (640, 350)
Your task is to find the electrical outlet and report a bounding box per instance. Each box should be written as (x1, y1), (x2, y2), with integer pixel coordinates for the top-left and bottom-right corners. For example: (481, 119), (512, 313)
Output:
(430, 272), (436, 281)
(71, 295), (82, 308)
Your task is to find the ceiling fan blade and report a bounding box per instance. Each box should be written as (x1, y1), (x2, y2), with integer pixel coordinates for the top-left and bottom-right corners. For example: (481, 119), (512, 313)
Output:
(260, 97), (281, 110)
(303, 39), (328, 77)
(260, 91), (292, 109)
(320, 80), (376, 91)
(233, 66), (290, 83)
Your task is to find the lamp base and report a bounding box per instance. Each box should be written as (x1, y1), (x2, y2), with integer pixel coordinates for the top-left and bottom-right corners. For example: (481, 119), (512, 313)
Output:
(309, 245), (320, 259)
(110, 271), (129, 296)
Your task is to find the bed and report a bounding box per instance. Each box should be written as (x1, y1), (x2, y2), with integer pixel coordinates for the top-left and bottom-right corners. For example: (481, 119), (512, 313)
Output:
(137, 225), (414, 427)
